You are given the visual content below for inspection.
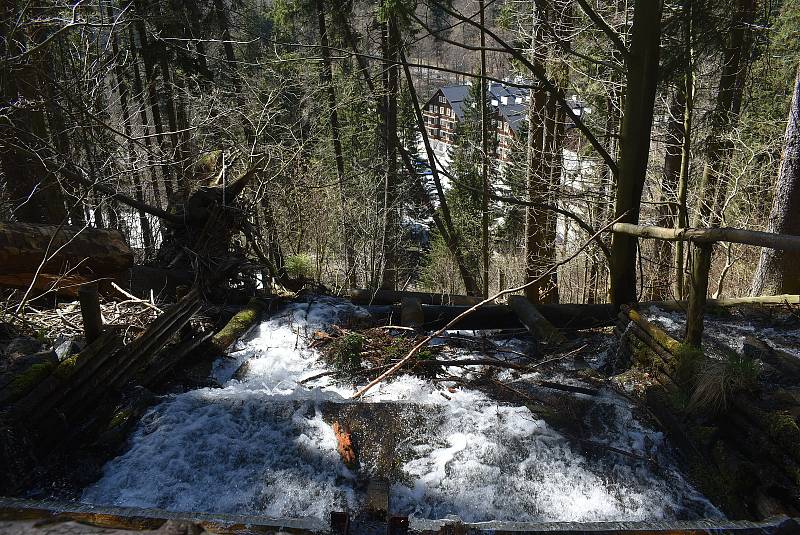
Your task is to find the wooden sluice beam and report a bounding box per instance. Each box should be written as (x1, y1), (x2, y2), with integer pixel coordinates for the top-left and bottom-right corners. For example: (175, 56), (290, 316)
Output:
(0, 498), (796, 534)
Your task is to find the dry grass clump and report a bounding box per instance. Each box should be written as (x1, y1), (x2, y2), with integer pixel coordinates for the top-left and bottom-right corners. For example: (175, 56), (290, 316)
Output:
(688, 350), (760, 416)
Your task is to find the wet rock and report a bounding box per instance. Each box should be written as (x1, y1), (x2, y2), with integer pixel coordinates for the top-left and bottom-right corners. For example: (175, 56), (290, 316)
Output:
(54, 338), (82, 362)
(0, 350), (58, 392)
(3, 336), (45, 360)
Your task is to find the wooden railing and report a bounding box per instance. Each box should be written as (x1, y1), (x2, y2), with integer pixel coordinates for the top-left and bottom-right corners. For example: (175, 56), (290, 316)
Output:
(610, 223), (800, 347)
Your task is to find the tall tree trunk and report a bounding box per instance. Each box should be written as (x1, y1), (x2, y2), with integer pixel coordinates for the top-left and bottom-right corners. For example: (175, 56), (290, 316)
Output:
(692, 0), (755, 228)
(0, 2), (67, 224)
(316, 0), (356, 288)
(524, 85), (549, 303)
(132, 0), (174, 198)
(128, 24), (163, 209)
(751, 64), (800, 295)
(674, 6), (694, 300)
(379, 6), (400, 290)
(107, 4), (153, 255)
(650, 88), (685, 300)
(479, 0), (490, 297)
(396, 49), (482, 296)
(609, 0), (663, 307)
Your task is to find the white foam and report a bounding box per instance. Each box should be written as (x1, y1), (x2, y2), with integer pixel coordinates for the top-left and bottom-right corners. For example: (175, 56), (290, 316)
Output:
(82, 297), (719, 522)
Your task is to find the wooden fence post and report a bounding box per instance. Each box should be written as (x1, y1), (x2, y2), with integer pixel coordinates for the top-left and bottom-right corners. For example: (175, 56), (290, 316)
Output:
(78, 282), (102, 344)
(685, 242), (713, 348)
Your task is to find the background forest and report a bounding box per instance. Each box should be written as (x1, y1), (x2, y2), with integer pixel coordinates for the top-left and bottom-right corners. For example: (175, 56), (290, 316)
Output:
(2, 0), (799, 306)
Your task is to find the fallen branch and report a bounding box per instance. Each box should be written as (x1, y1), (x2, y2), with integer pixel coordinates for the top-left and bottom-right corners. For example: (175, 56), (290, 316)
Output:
(351, 214), (628, 399)
(111, 282), (164, 314)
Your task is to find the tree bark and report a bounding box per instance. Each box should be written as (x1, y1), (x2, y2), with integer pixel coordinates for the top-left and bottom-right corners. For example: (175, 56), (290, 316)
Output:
(609, 0), (663, 307)
(316, 0), (356, 288)
(479, 0), (490, 297)
(751, 65), (800, 295)
(651, 88), (686, 300)
(379, 6), (400, 290)
(0, 2), (67, 224)
(692, 0), (755, 228)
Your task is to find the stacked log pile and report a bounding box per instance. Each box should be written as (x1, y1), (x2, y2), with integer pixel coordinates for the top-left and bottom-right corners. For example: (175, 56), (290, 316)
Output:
(0, 290), (204, 493)
(615, 306), (800, 519)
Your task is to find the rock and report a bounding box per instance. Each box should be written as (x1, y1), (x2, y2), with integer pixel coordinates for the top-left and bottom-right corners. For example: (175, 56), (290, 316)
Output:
(54, 338), (82, 361)
(0, 349), (58, 394)
(3, 336), (44, 360)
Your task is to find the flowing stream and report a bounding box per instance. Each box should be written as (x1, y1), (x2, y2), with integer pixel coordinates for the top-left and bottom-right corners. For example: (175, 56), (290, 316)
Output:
(81, 297), (720, 522)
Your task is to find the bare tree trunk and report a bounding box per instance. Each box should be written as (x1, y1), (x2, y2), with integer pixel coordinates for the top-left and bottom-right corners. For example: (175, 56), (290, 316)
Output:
(692, 0), (755, 228)
(609, 0), (663, 307)
(128, 24), (163, 209)
(316, 0), (356, 288)
(674, 17), (694, 300)
(132, 0), (173, 198)
(107, 4), (153, 255)
(479, 0), (490, 297)
(0, 2), (67, 224)
(396, 49), (482, 296)
(751, 64), (800, 296)
(650, 88), (685, 300)
(379, 6), (400, 290)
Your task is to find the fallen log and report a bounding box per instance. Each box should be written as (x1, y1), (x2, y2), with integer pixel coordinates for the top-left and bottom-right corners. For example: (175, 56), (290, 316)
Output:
(350, 288), (481, 306)
(0, 222), (133, 279)
(208, 297), (267, 355)
(508, 296), (566, 344)
(742, 336), (800, 380)
(621, 305), (683, 355)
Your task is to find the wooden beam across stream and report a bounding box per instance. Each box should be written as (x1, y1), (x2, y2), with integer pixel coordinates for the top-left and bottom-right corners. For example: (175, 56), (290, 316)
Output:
(610, 222), (800, 348)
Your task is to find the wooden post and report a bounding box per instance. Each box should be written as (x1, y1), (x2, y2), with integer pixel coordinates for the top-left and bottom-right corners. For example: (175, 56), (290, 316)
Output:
(78, 283), (102, 344)
(685, 242), (712, 348)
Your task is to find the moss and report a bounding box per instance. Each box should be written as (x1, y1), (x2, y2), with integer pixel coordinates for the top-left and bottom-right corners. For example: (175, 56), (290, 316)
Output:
(767, 411), (800, 451)
(333, 334), (365, 371)
(52, 352), (81, 380)
(212, 298), (265, 350)
(107, 409), (133, 430)
(9, 362), (54, 399)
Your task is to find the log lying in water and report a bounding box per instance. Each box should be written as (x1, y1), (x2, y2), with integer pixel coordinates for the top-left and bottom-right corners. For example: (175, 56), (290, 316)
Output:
(370, 302), (618, 330)
(208, 297), (267, 355)
(350, 288), (482, 306)
(508, 296), (566, 344)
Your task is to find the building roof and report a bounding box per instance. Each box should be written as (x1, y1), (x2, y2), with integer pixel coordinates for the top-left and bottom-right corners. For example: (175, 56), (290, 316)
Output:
(431, 82), (587, 134)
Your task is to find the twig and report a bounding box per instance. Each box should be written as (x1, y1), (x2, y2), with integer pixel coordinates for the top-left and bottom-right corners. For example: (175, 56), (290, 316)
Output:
(111, 282), (164, 313)
(351, 213), (628, 399)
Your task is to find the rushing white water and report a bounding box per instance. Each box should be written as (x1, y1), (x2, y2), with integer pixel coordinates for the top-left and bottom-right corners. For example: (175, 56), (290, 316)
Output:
(82, 297), (719, 522)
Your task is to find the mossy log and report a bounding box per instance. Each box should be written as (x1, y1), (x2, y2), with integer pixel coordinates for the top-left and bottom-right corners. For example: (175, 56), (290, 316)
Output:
(508, 296), (566, 344)
(209, 297), (267, 354)
(622, 305), (683, 354)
